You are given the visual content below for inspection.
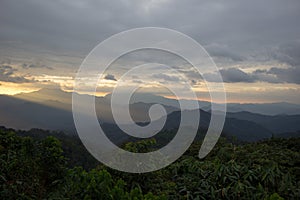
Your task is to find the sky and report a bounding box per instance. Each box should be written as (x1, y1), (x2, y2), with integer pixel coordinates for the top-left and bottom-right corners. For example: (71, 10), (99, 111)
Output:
(0, 0), (299, 103)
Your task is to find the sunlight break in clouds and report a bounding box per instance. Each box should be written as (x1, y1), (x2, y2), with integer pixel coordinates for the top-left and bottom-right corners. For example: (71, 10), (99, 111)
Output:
(0, 0), (299, 104)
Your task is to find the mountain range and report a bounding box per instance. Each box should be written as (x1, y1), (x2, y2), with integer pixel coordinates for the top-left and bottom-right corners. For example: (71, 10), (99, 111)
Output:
(0, 88), (299, 142)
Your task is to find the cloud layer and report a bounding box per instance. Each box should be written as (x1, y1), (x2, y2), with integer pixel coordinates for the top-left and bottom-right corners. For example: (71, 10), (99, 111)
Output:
(0, 65), (35, 83)
(205, 66), (300, 84)
(1, 0), (299, 55)
(0, 0), (299, 103)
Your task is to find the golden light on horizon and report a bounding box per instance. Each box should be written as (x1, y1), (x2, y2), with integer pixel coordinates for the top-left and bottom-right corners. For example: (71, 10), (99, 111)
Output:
(0, 74), (299, 104)
(0, 81), (39, 95)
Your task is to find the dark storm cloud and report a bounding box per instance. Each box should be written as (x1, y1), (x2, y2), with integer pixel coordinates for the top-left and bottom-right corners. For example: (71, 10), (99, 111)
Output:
(261, 41), (300, 84)
(205, 67), (299, 84)
(104, 74), (117, 81)
(0, 0), (146, 53)
(0, 0), (300, 87)
(221, 68), (255, 83)
(205, 68), (256, 83)
(266, 67), (300, 84)
(1, 0), (300, 56)
(251, 69), (281, 84)
(0, 65), (36, 83)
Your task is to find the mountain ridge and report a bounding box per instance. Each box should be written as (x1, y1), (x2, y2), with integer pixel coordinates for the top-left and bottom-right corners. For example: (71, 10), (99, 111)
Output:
(0, 88), (299, 142)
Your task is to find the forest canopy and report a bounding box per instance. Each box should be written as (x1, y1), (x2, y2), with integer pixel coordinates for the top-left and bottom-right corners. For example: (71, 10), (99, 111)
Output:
(0, 128), (299, 199)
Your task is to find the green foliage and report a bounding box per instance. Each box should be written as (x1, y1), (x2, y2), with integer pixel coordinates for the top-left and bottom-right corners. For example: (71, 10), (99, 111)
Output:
(0, 129), (165, 199)
(1, 128), (299, 199)
(0, 130), (66, 199)
(124, 138), (157, 153)
(17, 128), (99, 170)
(50, 167), (165, 200)
(169, 138), (300, 199)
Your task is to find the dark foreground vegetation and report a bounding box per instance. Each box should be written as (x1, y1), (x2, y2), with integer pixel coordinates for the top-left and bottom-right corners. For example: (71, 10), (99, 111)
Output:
(1, 127), (299, 199)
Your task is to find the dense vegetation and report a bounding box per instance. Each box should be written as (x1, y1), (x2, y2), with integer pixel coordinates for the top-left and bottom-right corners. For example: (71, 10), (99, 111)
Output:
(1, 128), (299, 199)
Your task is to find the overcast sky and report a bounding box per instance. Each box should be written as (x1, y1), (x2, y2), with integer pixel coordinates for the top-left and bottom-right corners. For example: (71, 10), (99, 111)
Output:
(0, 0), (299, 103)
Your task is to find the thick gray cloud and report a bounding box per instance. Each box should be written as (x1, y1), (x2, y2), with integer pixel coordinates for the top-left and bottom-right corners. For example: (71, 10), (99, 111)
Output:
(255, 41), (300, 84)
(0, 0), (299, 57)
(205, 43), (245, 62)
(205, 67), (299, 84)
(104, 74), (117, 81)
(266, 67), (300, 84)
(205, 68), (255, 83)
(221, 68), (255, 83)
(0, 0), (300, 103)
(0, 65), (36, 83)
(202, 40), (300, 84)
(251, 69), (281, 84)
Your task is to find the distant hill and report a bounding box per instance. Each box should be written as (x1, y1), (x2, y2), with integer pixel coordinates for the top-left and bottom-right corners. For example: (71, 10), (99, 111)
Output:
(226, 111), (300, 133)
(0, 94), (74, 131)
(159, 109), (273, 142)
(108, 92), (300, 115)
(220, 102), (300, 115)
(0, 88), (299, 142)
